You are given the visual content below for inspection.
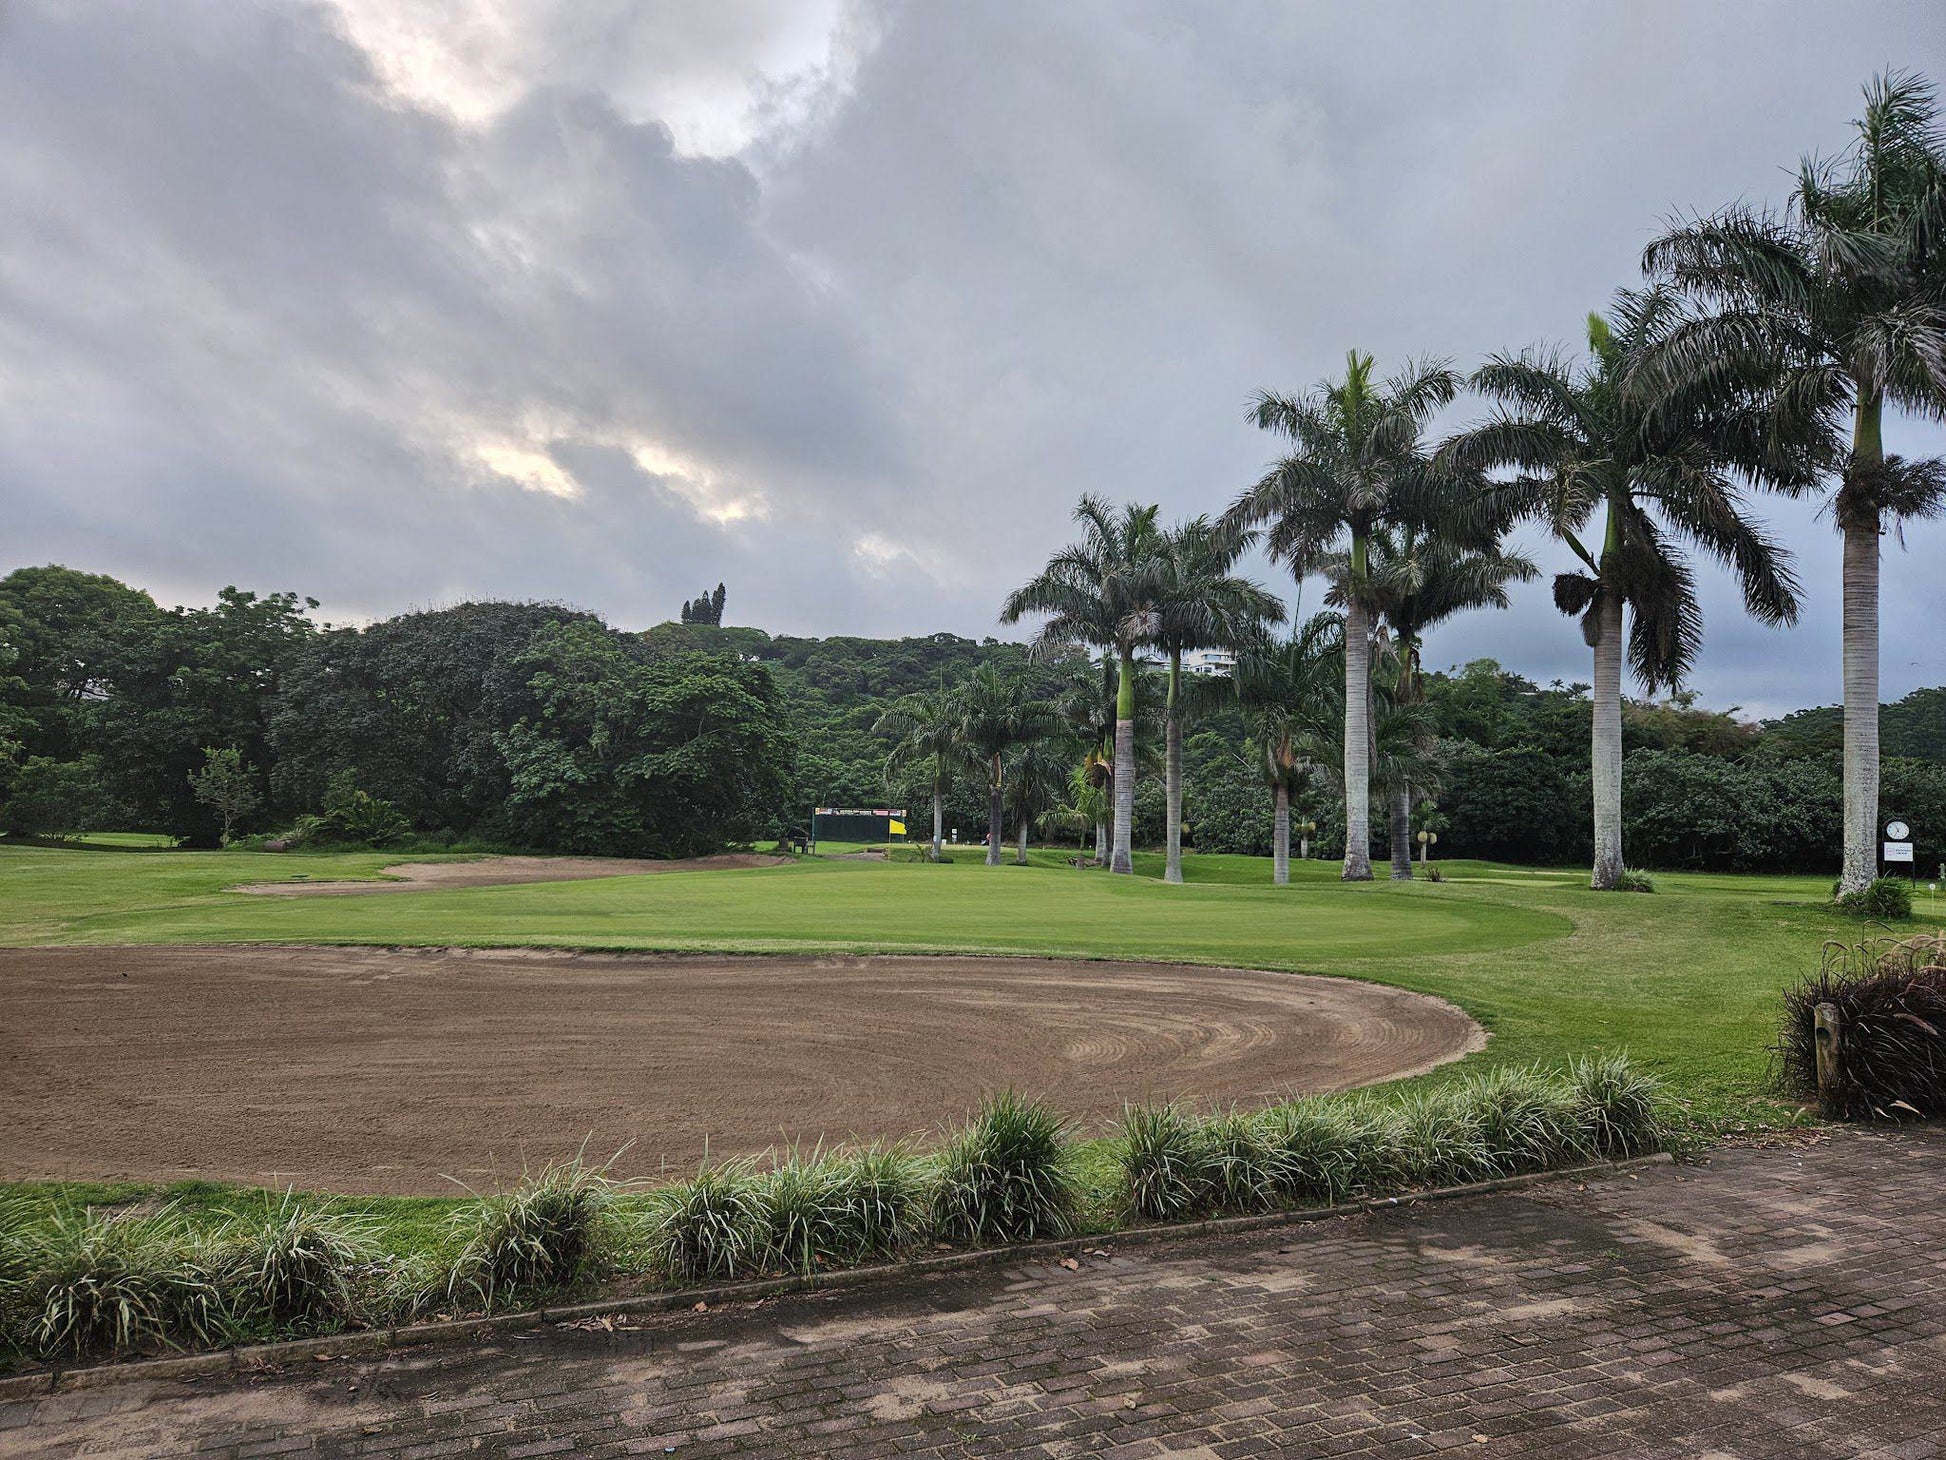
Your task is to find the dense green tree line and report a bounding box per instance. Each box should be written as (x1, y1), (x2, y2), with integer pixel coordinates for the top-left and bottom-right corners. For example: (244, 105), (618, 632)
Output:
(0, 568), (790, 853)
(4, 560), (1943, 872)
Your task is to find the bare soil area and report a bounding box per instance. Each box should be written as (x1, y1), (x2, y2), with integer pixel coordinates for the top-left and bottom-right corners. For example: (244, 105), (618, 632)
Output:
(234, 852), (788, 895)
(1, 947), (1483, 1194)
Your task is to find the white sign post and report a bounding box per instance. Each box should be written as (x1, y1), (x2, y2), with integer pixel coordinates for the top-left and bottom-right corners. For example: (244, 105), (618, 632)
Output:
(1884, 822), (1915, 870)
(1885, 841), (1915, 863)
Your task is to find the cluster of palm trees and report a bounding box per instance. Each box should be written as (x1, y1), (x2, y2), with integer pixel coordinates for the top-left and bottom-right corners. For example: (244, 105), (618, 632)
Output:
(1003, 71), (1946, 895)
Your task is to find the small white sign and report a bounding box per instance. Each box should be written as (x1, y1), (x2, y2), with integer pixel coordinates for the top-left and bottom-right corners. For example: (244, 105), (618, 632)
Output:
(1886, 820), (1911, 841)
(1885, 841), (1915, 863)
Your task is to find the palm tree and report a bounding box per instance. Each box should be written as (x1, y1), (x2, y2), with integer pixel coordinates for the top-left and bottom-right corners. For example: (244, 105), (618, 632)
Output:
(1066, 759), (1111, 865)
(1154, 517), (1284, 885)
(1366, 527), (1536, 878)
(956, 664), (1059, 867)
(874, 684), (972, 861)
(1232, 613), (1342, 885)
(1003, 740), (1073, 864)
(1225, 352), (1463, 881)
(1642, 70), (1946, 894)
(1002, 496), (1168, 874)
(1439, 292), (1802, 889)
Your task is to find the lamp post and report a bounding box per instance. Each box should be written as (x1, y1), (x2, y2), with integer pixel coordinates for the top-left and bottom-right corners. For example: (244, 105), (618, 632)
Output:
(1415, 829), (1438, 867)
(1297, 819), (1317, 862)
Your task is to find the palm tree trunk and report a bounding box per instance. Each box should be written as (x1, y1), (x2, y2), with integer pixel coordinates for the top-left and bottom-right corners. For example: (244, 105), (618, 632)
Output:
(1389, 786), (1413, 880)
(1273, 782), (1290, 886)
(1839, 394), (1883, 897)
(1016, 819), (1030, 865)
(1341, 598), (1374, 881)
(986, 755), (1003, 866)
(1111, 646), (1136, 875)
(1094, 818), (1106, 864)
(931, 788), (944, 862)
(1164, 651), (1183, 885)
(1591, 588), (1625, 891)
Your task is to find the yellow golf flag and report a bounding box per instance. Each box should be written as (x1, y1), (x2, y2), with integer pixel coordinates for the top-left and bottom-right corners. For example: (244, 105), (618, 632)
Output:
(888, 818), (907, 836)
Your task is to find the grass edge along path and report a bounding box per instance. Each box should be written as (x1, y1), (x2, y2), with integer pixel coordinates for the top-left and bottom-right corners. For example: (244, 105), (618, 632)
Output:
(0, 1062), (1669, 1376)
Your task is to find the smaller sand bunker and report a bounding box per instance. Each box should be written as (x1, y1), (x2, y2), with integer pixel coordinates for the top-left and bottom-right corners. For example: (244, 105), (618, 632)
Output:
(1, 948), (1484, 1194)
(235, 852), (788, 896)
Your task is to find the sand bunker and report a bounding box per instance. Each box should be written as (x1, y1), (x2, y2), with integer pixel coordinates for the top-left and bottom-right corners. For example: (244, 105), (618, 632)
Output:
(234, 852), (788, 895)
(1, 947), (1484, 1194)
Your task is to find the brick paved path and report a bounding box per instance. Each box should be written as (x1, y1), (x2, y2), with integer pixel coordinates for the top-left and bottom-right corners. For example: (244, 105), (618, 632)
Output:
(6, 1129), (1942, 1459)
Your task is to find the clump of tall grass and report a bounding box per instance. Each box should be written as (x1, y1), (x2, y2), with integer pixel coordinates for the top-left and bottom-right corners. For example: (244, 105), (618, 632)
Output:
(1778, 935), (1946, 1120)
(1568, 1054), (1667, 1157)
(10, 1207), (222, 1356)
(1121, 1103), (1215, 1221)
(643, 1161), (771, 1284)
(1461, 1065), (1591, 1175)
(1119, 1058), (1668, 1222)
(932, 1092), (1078, 1244)
(447, 1158), (617, 1309)
(762, 1146), (928, 1274)
(1201, 1109), (1287, 1212)
(215, 1195), (373, 1331)
(1259, 1099), (1369, 1205)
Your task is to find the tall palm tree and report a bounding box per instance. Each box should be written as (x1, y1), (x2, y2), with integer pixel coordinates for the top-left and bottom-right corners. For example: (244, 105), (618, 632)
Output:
(1366, 527), (1537, 878)
(1642, 70), (1946, 894)
(1003, 739), (1073, 865)
(1232, 613), (1342, 885)
(1439, 292), (1802, 889)
(1002, 496), (1167, 874)
(874, 683), (972, 861)
(1225, 352), (1462, 881)
(956, 664), (1059, 867)
(1154, 517), (1284, 885)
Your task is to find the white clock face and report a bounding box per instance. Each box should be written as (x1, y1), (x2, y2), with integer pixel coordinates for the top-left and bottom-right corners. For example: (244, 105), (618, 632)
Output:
(1886, 820), (1911, 841)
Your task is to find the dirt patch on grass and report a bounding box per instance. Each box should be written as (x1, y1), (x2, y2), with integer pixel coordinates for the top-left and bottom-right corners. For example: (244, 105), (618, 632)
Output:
(234, 853), (788, 895)
(0, 947), (1483, 1194)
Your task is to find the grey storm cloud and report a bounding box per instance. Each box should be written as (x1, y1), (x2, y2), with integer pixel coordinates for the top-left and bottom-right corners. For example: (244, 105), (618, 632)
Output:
(1, 0), (1942, 715)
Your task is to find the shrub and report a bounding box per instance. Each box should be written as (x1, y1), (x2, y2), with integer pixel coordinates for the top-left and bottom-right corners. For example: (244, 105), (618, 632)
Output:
(216, 1196), (371, 1330)
(1614, 869), (1656, 893)
(1836, 876), (1913, 920)
(644, 1162), (770, 1283)
(1120, 1103), (1215, 1221)
(12, 1207), (222, 1356)
(1778, 935), (1946, 1120)
(448, 1159), (614, 1308)
(1569, 1054), (1667, 1158)
(761, 1146), (927, 1274)
(932, 1092), (1078, 1244)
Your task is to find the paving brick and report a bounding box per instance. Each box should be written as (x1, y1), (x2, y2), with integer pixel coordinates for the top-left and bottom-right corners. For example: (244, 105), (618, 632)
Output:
(4, 1131), (1942, 1458)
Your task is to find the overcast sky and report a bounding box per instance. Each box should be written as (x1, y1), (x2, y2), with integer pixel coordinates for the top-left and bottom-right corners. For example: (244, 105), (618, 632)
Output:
(3, 1), (1942, 717)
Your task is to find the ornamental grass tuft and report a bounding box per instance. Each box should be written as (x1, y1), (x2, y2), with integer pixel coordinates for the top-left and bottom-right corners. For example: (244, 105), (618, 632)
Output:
(215, 1195), (372, 1331)
(643, 1161), (770, 1284)
(760, 1145), (928, 1274)
(448, 1157), (616, 1309)
(10, 1206), (222, 1356)
(932, 1092), (1078, 1244)
(1778, 935), (1946, 1120)
(1568, 1054), (1668, 1157)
